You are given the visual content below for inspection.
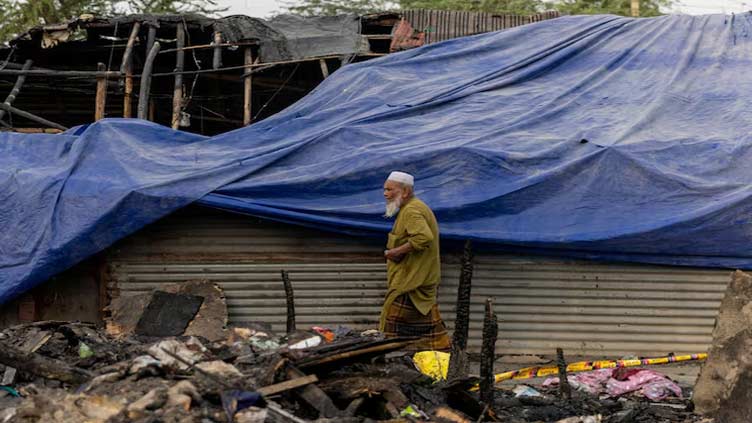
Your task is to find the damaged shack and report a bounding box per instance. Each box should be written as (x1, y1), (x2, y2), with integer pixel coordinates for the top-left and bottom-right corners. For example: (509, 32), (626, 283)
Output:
(0, 10), (558, 135)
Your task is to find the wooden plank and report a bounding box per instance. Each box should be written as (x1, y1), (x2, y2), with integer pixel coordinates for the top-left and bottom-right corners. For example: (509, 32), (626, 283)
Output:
(286, 365), (340, 418)
(94, 63), (107, 121)
(257, 374), (318, 396)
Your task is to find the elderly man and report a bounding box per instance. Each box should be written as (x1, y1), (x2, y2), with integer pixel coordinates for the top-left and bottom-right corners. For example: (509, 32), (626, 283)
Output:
(379, 171), (450, 351)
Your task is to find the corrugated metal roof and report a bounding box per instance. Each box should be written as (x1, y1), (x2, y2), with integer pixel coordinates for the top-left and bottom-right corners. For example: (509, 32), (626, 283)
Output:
(108, 206), (729, 357)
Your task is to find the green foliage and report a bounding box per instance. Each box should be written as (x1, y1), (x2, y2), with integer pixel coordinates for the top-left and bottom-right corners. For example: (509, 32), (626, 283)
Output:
(397, 0), (544, 15)
(281, 0), (395, 16)
(553, 0), (672, 17)
(0, 0), (227, 44)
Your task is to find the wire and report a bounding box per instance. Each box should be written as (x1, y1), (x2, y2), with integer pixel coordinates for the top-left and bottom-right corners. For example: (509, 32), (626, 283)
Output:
(253, 63), (299, 121)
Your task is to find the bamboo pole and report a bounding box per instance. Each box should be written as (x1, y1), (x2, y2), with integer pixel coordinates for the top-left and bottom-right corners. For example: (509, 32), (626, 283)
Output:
(0, 59), (32, 122)
(171, 24), (185, 129)
(121, 22), (140, 118)
(212, 32), (222, 69)
(631, 0), (640, 16)
(159, 41), (257, 54)
(319, 59), (329, 78)
(0, 103), (67, 130)
(243, 47), (253, 126)
(137, 42), (160, 120)
(94, 63), (107, 121)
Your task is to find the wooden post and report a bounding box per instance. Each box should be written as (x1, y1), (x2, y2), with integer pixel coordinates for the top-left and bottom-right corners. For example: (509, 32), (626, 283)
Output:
(319, 58), (329, 79)
(171, 24), (185, 129)
(146, 25), (156, 54)
(138, 42), (160, 120)
(121, 22), (140, 118)
(243, 47), (253, 126)
(282, 270), (296, 334)
(631, 0), (640, 16)
(0, 59), (32, 122)
(213, 32), (222, 69)
(556, 348), (571, 399)
(479, 298), (498, 408)
(447, 240), (473, 381)
(94, 63), (107, 121)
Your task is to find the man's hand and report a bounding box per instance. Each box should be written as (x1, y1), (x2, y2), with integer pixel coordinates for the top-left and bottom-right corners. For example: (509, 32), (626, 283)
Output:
(384, 248), (405, 263)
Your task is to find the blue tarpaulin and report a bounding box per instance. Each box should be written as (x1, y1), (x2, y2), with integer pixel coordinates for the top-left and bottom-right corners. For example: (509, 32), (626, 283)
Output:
(3, 13), (752, 304)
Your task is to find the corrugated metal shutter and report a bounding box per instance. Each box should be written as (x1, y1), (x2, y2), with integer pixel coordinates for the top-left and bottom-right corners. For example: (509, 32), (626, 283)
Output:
(108, 206), (729, 357)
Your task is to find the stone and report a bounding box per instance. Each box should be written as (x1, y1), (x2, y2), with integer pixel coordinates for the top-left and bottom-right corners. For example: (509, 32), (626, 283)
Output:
(694, 270), (752, 421)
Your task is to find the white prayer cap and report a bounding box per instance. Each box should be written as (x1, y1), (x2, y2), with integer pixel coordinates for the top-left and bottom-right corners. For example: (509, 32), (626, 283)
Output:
(387, 171), (414, 186)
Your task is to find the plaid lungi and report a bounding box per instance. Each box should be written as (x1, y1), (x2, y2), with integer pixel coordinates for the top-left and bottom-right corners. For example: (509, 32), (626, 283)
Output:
(383, 294), (451, 351)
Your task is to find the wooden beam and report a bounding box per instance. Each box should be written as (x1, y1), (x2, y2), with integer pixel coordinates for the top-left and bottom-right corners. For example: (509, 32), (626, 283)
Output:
(213, 32), (222, 69)
(94, 63), (107, 121)
(243, 47), (253, 126)
(137, 41), (160, 120)
(171, 24), (185, 129)
(0, 59), (32, 122)
(121, 22), (141, 118)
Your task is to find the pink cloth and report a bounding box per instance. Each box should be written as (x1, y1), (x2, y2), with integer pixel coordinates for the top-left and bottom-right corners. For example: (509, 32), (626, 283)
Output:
(542, 368), (682, 401)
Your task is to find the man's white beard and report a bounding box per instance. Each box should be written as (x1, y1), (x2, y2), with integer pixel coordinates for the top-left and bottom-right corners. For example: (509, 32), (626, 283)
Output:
(384, 198), (402, 218)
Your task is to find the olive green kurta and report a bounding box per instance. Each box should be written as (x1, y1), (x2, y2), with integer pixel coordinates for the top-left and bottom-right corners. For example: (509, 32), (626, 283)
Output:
(379, 197), (441, 330)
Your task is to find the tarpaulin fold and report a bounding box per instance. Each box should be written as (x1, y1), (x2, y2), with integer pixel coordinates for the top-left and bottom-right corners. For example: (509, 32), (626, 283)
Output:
(3, 13), (752, 303)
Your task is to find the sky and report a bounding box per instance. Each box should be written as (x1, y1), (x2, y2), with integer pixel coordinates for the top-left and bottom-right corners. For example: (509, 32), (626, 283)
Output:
(220, 0), (752, 18)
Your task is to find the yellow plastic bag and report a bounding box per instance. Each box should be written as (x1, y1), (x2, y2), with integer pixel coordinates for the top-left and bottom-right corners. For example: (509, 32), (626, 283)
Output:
(412, 350), (450, 381)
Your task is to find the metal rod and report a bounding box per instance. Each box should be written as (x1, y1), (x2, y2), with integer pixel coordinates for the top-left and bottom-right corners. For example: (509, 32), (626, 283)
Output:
(282, 270), (296, 334)
(171, 24), (185, 129)
(0, 103), (67, 130)
(137, 42), (160, 120)
(479, 298), (498, 408)
(212, 32), (222, 69)
(243, 47), (253, 126)
(0, 59), (32, 121)
(94, 63), (107, 121)
(121, 22), (140, 118)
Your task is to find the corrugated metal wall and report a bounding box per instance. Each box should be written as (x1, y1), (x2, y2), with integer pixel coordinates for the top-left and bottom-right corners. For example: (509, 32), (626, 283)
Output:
(401, 10), (560, 44)
(108, 206), (729, 357)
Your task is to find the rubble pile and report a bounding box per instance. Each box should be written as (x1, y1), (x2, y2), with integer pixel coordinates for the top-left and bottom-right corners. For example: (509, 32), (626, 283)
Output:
(0, 283), (714, 422)
(0, 320), (710, 423)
